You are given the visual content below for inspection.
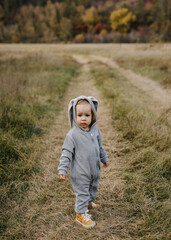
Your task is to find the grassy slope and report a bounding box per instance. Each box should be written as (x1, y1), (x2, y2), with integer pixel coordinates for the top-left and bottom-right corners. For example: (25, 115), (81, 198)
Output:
(0, 50), (79, 235)
(91, 62), (171, 240)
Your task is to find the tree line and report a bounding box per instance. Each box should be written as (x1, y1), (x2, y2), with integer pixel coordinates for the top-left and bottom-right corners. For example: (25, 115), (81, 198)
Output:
(0, 0), (170, 43)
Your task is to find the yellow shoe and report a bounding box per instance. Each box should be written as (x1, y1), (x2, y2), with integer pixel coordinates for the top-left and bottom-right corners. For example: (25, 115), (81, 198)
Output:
(76, 211), (96, 229)
(88, 201), (99, 209)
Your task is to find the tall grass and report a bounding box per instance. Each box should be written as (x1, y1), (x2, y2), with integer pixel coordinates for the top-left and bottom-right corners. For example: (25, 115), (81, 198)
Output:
(66, 43), (171, 88)
(115, 56), (171, 88)
(0, 52), (79, 234)
(91, 63), (171, 240)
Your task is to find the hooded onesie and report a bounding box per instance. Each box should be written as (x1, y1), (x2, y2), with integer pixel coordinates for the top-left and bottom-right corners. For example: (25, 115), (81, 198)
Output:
(58, 96), (108, 213)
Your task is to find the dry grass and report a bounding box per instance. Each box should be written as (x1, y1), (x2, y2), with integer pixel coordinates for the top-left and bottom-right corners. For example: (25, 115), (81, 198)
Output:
(115, 56), (171, 88)
(1, 53), (130, 240)
(0, 47), (79, 237)
(91, 61), (171, 240)
(1, 43), (171, 240)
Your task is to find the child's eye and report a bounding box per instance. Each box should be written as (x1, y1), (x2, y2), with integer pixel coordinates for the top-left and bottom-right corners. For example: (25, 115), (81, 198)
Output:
(78, 114), (82, 117)
(86, 114), (90, 117)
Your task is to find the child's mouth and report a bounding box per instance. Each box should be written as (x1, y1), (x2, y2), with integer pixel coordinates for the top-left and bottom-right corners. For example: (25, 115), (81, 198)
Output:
(81, 123), (86, 126)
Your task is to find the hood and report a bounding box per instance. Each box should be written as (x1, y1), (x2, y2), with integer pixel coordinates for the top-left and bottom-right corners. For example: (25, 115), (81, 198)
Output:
(68, 95), (98, 129)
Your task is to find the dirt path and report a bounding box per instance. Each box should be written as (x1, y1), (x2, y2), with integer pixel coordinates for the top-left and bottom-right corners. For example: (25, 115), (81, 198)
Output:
(10, 55), (128, 240)
(73, 54), (171, 110)
(8, 52), (170, 240)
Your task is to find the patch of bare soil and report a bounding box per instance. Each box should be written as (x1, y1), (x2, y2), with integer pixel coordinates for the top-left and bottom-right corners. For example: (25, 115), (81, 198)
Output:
(7, 55), (129, 239)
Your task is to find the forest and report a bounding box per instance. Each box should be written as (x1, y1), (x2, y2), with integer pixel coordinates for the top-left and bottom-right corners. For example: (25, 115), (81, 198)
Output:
(0, 0), (171, 43)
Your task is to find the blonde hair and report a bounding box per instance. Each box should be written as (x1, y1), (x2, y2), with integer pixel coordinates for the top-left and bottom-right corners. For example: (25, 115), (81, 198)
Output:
(76, 99), (89, 106)
(76, 100), (96, 124)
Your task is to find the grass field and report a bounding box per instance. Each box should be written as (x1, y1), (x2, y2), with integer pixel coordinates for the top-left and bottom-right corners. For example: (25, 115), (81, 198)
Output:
(0, 47), (79, 235)
(91, 62), (171, 239)
(0, 44), (171, 240)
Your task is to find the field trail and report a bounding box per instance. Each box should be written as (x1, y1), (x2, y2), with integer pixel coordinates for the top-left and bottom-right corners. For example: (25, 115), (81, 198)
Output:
(2, 44), (170, 240)
(16, 55), (128, 239)
(73, 54), (171, 110)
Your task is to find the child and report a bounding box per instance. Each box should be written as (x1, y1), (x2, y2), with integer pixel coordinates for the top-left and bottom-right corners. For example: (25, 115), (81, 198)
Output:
(58, 96), (109, 228)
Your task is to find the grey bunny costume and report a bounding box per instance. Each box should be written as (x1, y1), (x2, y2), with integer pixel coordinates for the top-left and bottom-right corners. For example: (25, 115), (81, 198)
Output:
(58, 96), (108, 213)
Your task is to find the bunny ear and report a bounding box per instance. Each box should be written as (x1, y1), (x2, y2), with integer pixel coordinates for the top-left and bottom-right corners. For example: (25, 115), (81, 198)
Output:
(68, 99), (75, 128)
(88, 96), (98, 111)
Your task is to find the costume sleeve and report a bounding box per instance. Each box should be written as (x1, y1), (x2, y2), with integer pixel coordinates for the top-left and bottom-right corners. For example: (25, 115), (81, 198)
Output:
(58, 134), (75, 175)
(98, 128), (108, 163)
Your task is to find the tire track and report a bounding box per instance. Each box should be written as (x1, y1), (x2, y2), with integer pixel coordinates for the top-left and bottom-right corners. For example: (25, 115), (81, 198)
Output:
(73, 54), (171, 110)
(8, 55), (129, 240)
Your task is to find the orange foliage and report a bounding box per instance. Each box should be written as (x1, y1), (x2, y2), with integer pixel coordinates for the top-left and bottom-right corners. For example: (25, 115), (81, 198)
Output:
(93, 23), (108, 34)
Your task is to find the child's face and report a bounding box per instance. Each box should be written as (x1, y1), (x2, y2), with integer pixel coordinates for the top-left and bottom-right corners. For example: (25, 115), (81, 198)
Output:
(76, 102), (92, 130)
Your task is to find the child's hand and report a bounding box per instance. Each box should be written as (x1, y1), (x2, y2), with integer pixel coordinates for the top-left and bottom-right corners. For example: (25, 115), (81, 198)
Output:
(59, 174), (66, 180)
(103, 162), (109, 168)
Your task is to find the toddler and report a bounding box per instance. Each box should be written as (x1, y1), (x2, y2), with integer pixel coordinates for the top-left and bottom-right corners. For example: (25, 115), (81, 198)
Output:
(58, 96), (109, 228)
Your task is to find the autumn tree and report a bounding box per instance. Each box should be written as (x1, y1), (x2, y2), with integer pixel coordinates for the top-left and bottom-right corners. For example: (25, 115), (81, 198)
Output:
(82, 6), (99, 30)
(150, 0), (171, 41)
(15, 5), (36, 42)
(42, 0), (58, 41)
(34, 4), (58, 42)
(110, 8), (136, 34)
(63, 2), (81, 26)
(59, 17), (72, 41)
(15, 1), (58, 42)
(93, 23), (108, 34)
(0, 0), (171, 43)
(0, 5), (4, 26)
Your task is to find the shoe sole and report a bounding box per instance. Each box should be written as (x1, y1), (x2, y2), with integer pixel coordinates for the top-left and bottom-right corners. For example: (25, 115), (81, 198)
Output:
(88, 206), (99, 210)
(88, 203), (100, 210)
(76, 219), (96, 229)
